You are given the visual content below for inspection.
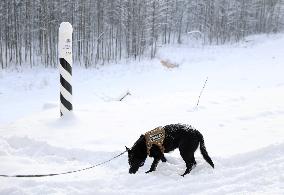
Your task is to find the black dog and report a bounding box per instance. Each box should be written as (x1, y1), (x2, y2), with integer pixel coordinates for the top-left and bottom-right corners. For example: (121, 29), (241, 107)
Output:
(126, 124), (214, 176)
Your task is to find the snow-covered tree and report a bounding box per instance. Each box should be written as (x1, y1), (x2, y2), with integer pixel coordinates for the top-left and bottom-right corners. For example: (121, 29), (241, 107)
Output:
(0, 0), (283, 69)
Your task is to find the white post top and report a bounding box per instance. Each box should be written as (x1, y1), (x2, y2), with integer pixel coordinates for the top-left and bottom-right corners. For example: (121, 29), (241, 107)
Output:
(59, 22), (73, 59)
(59, 22), (73, 33)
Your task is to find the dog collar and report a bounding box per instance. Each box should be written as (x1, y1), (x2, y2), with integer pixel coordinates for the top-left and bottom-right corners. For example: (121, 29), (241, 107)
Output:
(144, 126), (165, 156)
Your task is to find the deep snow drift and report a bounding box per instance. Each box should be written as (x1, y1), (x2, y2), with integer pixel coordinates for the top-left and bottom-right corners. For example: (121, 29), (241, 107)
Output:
(0, 34), (284, 194)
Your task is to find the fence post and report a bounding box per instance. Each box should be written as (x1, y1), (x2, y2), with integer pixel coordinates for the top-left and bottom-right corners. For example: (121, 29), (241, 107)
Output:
(59, 22), (73, 117)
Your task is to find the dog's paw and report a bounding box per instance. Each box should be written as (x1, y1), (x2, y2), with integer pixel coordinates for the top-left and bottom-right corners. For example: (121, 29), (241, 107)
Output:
(145, 170), (152, 174)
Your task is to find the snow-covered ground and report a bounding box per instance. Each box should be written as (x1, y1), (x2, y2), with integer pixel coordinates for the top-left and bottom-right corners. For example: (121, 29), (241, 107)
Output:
(0, 34), (284, 194)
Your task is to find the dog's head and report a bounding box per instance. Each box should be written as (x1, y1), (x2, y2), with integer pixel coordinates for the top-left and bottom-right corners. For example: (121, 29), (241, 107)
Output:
(126, 146), (146, 174)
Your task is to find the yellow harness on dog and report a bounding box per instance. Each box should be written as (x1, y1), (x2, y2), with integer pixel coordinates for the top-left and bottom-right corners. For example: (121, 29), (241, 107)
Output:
(144, 126), (165, 155)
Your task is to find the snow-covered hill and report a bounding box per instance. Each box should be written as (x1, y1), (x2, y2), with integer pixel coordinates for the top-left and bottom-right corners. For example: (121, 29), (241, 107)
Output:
(0, 34), (284, 194)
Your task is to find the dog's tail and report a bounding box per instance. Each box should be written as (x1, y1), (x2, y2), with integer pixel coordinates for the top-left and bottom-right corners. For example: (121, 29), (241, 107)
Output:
(198, 132), (214, 168)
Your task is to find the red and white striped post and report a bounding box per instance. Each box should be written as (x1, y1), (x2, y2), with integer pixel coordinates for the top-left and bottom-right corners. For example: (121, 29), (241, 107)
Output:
(59, 22), (73, 117)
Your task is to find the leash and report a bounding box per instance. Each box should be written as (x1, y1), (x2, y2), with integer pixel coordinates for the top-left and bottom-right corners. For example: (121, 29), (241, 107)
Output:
(0, 150), (127, 178)
(195, 76), (208, 110)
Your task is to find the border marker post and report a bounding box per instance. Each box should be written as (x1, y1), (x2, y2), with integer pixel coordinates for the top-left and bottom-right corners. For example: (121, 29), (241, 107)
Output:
(59, 22), (73, 116)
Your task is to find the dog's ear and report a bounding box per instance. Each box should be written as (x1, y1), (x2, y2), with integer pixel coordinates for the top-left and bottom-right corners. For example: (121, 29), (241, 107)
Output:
(125, 146), (130, 152)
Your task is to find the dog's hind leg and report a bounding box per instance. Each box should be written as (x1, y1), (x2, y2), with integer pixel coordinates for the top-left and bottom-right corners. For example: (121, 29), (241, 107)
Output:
(181, 156), (196, 177)
(179, 139), (198, 177)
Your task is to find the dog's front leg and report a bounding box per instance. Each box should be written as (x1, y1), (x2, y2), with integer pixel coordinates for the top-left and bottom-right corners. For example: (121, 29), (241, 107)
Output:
(146, 157), (161, 173)
(161, 154), (167, 162)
